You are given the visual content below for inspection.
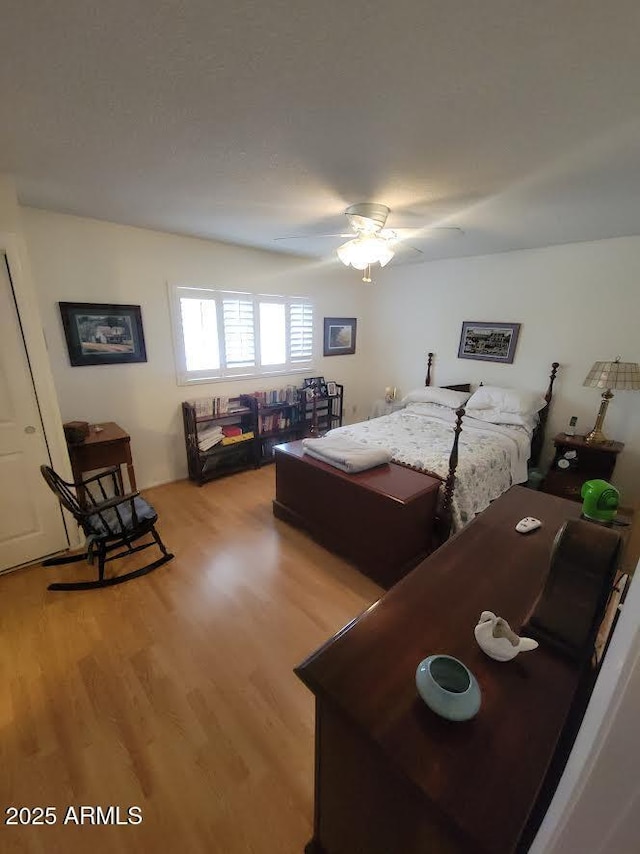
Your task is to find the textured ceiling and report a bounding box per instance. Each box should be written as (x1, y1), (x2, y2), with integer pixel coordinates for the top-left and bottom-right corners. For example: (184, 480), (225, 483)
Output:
(2, 1), (640, 264)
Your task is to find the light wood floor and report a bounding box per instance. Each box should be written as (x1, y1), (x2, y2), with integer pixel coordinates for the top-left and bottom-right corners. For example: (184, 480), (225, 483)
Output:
(0, 468), (382, 854)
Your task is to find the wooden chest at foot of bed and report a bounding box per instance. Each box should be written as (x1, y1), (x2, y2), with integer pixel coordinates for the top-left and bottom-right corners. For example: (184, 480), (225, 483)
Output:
(273, 441), (440, 588)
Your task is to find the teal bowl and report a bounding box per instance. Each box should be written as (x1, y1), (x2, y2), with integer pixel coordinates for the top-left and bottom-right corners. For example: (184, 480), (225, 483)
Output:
(415, 655), (481, 721)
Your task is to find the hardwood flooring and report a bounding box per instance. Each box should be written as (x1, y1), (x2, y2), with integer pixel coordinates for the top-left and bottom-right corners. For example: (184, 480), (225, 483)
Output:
(0, 468), (382, 854)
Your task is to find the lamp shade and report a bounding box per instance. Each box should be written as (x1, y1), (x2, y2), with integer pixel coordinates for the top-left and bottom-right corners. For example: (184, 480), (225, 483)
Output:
(583, 360), (640, 391)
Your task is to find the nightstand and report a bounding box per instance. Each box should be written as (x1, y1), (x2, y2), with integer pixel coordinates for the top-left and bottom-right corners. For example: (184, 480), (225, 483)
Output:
(370, 399), (404, 418)
(541, 433), (624, 502)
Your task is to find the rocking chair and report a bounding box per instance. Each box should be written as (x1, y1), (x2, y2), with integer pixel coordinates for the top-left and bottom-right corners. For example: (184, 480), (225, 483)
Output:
(40, 465), (174, 591)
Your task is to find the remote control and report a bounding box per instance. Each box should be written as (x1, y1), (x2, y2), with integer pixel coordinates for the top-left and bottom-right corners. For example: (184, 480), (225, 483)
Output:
(515, 517), (542, 534)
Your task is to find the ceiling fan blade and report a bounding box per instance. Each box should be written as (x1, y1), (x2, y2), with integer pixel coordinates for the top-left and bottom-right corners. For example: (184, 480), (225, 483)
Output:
(274, 233), (352, 241)
(388, 243), (425, 266)
(396, 243), (424, 257)
(390, 226), (464, 237)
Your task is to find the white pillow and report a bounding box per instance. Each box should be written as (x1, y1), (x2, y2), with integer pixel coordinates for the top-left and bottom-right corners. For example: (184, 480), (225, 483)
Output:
(465, 386), (546, 416)
(401, 387), (471, 409)
(466, 407), (539, 433)
(404, 402), (457, 419)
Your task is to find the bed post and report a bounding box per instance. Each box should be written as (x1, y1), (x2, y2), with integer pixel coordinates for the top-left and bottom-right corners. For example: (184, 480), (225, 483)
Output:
(438, 406), (465, 543)
(530, 361), (560, 468)
(425, 352), (434, 387)
(545, 362), (560, 405)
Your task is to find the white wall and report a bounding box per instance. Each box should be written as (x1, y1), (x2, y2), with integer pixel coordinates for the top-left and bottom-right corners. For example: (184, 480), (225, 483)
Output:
(23, 208), (371, 488)
(370, 238), (640, 503)
(531, 562), (640, 854)
(0, 174), (21, 231)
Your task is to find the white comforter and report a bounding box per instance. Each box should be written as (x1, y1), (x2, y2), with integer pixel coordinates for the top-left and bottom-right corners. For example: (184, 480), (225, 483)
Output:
(327, 402), (531, 531)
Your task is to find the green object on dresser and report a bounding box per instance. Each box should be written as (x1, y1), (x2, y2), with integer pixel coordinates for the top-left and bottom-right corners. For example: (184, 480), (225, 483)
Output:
(581, 479), (620, 523)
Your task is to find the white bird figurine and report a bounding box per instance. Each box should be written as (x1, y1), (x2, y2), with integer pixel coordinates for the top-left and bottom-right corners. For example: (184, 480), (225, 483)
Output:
(474, 611), (539, 662)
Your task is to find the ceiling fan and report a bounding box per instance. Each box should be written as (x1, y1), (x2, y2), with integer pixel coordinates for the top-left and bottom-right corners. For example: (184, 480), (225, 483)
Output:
(276, 203), (463, 282)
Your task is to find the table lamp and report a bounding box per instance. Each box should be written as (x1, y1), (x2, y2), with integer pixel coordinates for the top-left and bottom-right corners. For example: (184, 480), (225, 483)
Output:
(583, 358), (640, 444)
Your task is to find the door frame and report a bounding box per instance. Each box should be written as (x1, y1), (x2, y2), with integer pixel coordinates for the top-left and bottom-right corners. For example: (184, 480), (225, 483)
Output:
(0, 230), (76, 552)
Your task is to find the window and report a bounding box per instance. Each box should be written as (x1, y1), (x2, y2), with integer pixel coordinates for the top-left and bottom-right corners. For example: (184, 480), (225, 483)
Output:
(171, 286), (314, 384)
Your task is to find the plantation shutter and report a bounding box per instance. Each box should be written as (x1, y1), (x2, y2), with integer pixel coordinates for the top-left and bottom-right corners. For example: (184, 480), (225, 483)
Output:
(289, 301), (313, 364)
(223, 297), (255, 369)
(179, 296), (220, 372)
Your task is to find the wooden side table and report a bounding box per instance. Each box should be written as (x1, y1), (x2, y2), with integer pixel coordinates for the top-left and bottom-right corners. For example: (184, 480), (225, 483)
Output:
(541, 433), (624, 502)
(66, 422), (137, 504)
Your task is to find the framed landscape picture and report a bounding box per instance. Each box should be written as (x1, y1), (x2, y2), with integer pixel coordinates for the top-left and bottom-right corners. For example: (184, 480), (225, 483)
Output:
(458, 321), (521, 364)
(59, 302), (147, 366)
(323, 317), (357, 356)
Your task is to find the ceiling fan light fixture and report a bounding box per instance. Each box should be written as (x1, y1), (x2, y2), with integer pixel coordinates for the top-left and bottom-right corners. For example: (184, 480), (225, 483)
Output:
(345, 203), (390, 232)
(337, 235), (395, 271)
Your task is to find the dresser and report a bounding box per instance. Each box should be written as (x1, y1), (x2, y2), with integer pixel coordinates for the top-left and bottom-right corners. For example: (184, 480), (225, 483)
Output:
(295, 487), (604, 854)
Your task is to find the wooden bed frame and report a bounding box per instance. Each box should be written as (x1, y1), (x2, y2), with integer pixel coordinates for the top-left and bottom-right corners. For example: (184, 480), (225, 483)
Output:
(273, 354), (559, 586)
(400, 352), (559, 539)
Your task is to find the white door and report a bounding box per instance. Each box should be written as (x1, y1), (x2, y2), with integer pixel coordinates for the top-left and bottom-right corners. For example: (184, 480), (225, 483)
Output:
(0, 254), (68, 571)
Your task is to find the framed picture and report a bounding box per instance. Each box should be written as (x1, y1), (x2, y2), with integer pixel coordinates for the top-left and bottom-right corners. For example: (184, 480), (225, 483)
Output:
(305, 387), (316, 402)
(324, 317), (357, 356)
(326, 381), (337, 397)
(59, 302), (147, 367)
(457, 321), (521, 364)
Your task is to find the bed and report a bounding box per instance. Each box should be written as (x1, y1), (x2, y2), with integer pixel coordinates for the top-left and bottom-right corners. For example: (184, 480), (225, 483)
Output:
(273, 354), (559, 586)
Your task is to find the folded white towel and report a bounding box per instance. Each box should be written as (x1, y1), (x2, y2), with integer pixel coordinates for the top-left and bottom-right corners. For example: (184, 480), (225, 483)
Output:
(302, 436), (391, 473)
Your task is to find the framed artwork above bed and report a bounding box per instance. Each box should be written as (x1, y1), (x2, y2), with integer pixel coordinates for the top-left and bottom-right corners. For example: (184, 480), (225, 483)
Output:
(458, 321), (520, 364)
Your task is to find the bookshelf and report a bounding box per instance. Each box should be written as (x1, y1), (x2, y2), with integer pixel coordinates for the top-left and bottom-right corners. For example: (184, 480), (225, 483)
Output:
(182, 382), (344, 482)
(253, 388), (304, 463)
(182, 394), (259, 485)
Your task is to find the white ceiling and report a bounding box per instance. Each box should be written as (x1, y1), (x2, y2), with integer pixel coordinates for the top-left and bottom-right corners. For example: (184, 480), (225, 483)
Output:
(2, 1), (640, 264)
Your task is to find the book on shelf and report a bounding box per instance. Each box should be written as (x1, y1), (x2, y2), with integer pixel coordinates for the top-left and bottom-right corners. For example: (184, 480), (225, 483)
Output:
(259, 412), (296, 433)
(199, 424), (223, 439)
(198, 435), (224, 452)
(190, 396), (233, 418)
(252, 385), (299, 407)
(260, 436), (281, 459)
(221, 431), (254, 446)
(198, 425), (224, 452)
(222, 425), (242, 437)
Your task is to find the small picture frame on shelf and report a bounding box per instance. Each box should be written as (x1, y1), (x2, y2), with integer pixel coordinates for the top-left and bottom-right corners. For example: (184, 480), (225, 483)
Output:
(319, 382), (328, 397)
(303, 376), (325, 390)
(326, 381), (337, 397)
(305, 387), (316, 402)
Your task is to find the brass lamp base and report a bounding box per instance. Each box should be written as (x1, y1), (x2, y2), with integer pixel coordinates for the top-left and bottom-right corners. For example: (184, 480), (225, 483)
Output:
(584, 427), (610, 445)
(585, 390), (613, 445)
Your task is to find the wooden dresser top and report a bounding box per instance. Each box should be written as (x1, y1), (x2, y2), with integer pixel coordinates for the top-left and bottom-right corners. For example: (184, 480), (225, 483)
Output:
(296, 487), (584, 854)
